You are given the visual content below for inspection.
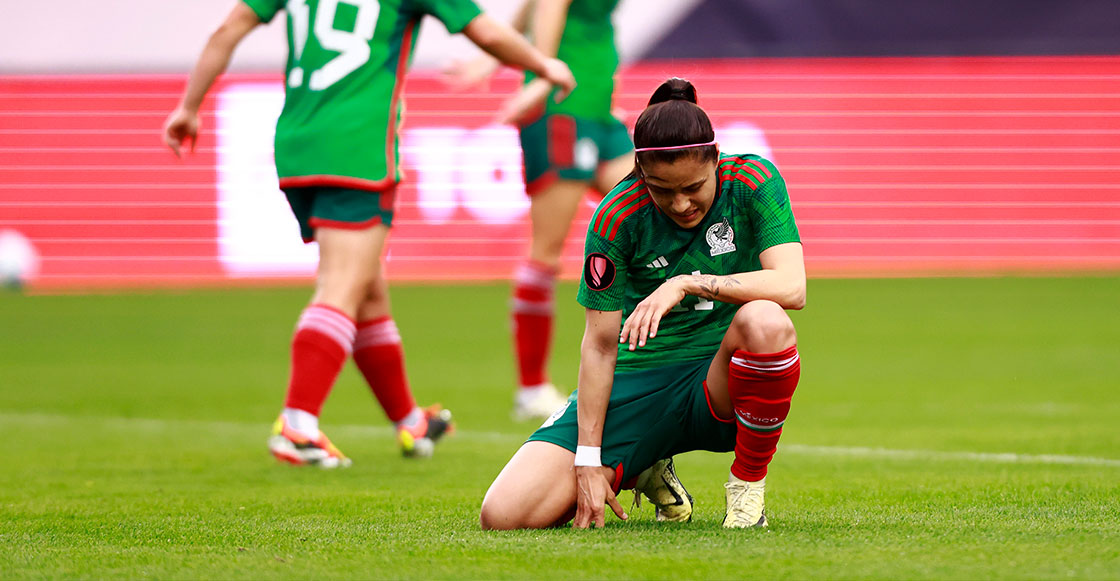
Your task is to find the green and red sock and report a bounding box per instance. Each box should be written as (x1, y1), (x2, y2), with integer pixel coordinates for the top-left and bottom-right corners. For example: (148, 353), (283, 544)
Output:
(727, 345), (801, 482)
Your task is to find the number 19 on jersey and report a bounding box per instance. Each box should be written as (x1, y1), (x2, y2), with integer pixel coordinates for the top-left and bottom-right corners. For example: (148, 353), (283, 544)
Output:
(286, 0), (381, 91)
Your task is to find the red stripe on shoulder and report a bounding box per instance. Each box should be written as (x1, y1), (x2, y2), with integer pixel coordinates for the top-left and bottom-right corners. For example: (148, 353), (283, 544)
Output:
(727, 174), (760, 190)
(592, 181), (644, 235)
(720, 156), (772, 189)
(596, 188), (647, 238)
(745, 158), (773, 178)
(607, 197), (650, 241)
(739, 165), (767, 184)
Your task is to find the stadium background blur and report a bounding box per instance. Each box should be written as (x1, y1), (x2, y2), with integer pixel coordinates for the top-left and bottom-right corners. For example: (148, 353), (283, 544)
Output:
(1, 1), (1118, 579)
(3, 0), (1119, 287)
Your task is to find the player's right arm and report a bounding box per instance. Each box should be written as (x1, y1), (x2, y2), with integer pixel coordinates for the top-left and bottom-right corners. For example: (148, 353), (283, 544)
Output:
(572, 194), (634, 529)
(162, 2), (262, 157)
(459, 13), (575, 101)
(572, 307), (627, 529)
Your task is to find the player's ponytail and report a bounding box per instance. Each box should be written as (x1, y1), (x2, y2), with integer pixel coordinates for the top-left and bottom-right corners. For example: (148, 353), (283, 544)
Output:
(646, 77), (699, 107)
(633, 78), (718, 172)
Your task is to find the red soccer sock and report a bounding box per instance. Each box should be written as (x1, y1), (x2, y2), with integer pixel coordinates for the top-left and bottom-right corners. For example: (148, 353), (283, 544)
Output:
(727, 346), (801, 482)
(511, 261), (557, 389)
(353, 316), (416, 424)
(284, 304), (356, 417)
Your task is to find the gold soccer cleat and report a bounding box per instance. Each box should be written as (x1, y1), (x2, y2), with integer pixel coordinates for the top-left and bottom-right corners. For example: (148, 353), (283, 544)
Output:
(634, 458), (694, 522)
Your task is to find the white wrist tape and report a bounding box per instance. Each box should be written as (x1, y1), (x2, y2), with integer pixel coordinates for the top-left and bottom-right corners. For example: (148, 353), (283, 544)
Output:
(574, 445), (602, 467)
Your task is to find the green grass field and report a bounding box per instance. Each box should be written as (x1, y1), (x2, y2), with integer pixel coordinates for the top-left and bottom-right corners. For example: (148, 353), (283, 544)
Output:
(1, 277), (1118, 579)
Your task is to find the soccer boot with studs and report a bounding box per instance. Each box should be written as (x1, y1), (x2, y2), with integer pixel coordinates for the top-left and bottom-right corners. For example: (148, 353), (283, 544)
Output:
(398, 404), (454, 458)
(268, 415), (352, 469)
(633, 457), (694, 522)
(722, 473), (768, 528)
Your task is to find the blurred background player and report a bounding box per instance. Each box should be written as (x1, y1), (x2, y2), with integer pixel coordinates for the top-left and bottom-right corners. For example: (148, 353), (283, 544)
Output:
(479, 78), (805, 529)
(162, 0), (575, 467)
(447, 0), (633, 421)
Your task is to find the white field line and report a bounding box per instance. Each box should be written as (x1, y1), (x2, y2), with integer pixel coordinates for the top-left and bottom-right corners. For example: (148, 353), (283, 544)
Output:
(3, 412), (1119, 468)
(779, 444), (1120, 468)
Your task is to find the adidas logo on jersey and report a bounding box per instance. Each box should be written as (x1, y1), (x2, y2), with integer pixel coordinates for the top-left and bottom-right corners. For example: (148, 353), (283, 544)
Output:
(645, 256), (669, 269)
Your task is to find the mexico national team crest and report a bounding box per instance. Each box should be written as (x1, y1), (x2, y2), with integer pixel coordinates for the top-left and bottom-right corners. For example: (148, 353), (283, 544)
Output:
(706, 218), (737, 256)
(583, 252), (616, 291)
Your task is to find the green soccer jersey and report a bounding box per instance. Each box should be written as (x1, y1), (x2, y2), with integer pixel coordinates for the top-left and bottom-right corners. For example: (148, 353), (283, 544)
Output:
(524, 0), (620, 122)
(577, 154), (802, 371)
(240, 0), (482, 190)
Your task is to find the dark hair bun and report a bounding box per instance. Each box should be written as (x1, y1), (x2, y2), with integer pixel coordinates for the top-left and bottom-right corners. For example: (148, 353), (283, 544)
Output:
(648, 78), (698, 106)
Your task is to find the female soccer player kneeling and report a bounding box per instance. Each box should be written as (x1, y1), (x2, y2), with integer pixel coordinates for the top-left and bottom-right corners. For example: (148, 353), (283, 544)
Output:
(479, 78), (805, 529)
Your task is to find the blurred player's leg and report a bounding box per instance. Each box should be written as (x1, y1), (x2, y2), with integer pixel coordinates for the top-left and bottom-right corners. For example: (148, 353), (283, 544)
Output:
(705, 300), (800, 528)
(354, 267), (453, 458)
(354, 273), (414, 423)
(592, 149), (635, 198)
(270, 223), (386, 468)
(511, 179), (586, 420)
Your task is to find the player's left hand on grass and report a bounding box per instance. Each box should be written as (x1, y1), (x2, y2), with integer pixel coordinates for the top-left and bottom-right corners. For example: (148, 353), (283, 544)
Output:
(573, 466), (627, 529)
(162, 107), (200, 158)
(620, 277), (688, 351)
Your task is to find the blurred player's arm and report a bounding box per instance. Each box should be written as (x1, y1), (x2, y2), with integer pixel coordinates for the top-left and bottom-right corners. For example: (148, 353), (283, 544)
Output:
(529, 0), (570, 58)
(573, 308), (628, 529)
(460, 13), (574, 100)
(620, 243), (806, 351)
(443, 0), (534, 89)
(509, 0), (534, 34)
(495, 0), (571, 124)
(162, 3), (262, 157)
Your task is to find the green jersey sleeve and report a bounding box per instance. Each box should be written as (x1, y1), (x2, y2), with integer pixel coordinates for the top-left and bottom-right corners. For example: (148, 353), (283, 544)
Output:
(577, 218), (631, 312)
(750, 175), (801, 251)
(240, 0), (284, 23)
(413, 0), (482, 33)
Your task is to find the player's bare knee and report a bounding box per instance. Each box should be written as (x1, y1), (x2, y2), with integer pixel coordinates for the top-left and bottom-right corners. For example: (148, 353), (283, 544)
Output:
(479, 497), (528, 531)
(731, 301), (796, 353)
(478, 500), (507, 530)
